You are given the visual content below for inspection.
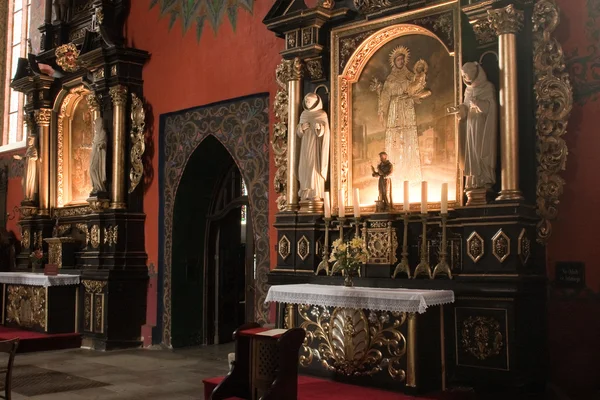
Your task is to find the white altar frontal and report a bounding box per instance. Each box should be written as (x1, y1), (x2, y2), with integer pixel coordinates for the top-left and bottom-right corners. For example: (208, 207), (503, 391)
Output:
(0, 272), (80, 334)
(265, 284), (454, 394)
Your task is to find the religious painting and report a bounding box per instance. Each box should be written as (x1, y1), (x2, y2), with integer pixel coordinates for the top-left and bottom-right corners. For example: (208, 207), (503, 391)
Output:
(331, 5), (461, 213)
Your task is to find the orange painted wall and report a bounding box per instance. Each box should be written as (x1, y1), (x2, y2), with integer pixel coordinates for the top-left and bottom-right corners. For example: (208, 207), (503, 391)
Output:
(125, 1), (283, 343)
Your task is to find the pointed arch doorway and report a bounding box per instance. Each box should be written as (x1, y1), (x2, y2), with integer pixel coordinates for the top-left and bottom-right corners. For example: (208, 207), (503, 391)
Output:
(171, 135), (254, 347)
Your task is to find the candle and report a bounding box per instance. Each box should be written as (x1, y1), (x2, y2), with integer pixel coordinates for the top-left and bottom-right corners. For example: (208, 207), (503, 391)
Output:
(353, 188), (360, 218)
(403, 181), (409, 212)
(324, 192), (331, 218)
(338, 189), (345, 217)
(421, 181), (428, 214)
(441, 183), (448, 214)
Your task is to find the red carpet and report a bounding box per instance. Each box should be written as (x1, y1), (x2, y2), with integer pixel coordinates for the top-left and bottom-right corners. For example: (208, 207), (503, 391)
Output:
(0, 326), (81, 353)
(203, 376), (475, 400)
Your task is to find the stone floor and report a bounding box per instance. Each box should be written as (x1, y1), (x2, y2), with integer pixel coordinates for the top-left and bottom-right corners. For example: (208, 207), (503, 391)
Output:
(4, 344), (233, 399)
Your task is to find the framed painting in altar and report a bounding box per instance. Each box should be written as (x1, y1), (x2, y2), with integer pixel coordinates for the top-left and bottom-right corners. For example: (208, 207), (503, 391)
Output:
(330, 3), (462, 214)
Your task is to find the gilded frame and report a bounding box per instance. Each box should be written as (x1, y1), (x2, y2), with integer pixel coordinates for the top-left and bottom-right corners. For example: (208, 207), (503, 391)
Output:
(331, 1), (462, 214)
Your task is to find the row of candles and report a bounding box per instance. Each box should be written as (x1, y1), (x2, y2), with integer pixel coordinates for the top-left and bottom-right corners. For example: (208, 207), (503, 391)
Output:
(323, 181), (449, 218)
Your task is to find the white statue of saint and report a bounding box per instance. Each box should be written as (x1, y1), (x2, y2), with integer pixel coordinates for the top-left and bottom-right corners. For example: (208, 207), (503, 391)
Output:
(89, 117), (107, 194)
(13, 136), (39, 201)
(297, 92), (330, 201)
(458, 62), (498, 190)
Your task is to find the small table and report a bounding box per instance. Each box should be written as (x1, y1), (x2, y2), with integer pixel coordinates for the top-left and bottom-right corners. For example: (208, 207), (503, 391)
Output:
(265, 284), (454, 393)
(0, 272), (80, 333)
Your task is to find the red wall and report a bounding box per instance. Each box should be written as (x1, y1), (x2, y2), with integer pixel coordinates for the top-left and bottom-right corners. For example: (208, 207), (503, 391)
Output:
(125, 1), (282, 345)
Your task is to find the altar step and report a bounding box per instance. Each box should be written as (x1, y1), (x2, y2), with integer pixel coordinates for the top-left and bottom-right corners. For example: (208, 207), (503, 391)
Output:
(203, 375), (478, 400)
(0, 326), (81, 353)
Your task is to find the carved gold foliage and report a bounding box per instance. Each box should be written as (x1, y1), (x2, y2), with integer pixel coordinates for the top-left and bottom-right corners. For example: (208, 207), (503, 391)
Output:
(94, 294), (104, 333)
(55, 43), (81, 72)
(76, 223), (89, 245)
(34, 231), (43, 249)
(82, 280), (106, 294)
(299, 305), (406, 380)
(488, 4), (524, 35)
(278, 235), (291, 260)
(53, 205), (92, 218)
(103, 225), (118, 246)
(6, 286), (46, 329)
(22, 229), (31, 249)
(467, 231), (484, 263)
(34, 108), (52, 126)
(129, 93), (146, 194)
(492, 230), (510, 263)
(90, 225), (100, 248)
(472, 18), (495, 45)
(353, 0), (391, 14)
(532, 0), (573, 244)
(48, 242), (62, 266)
(461, 316), (503, 360)
(273, 60), (290, 211)
(297, 236), (310, 261)
(84, 292), (92, 331)
(109, 85), (128, 106)
(367, 230), (398, 264)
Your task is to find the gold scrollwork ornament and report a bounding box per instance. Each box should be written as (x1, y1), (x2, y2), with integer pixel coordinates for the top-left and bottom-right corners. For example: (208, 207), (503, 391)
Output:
(353, 0), (391, 14)
(273, 60), (290, 210)
(129, 93), (146, 193)
(90, 225), (100, 248)
(55, 43), (81, 72)
(532, 0), (573, 244)
(461, 316), (503, 360)
(82, 280), (107, 294)
(6, 286), (46, 329)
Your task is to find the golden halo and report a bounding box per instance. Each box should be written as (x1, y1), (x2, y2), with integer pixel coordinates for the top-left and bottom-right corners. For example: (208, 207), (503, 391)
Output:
(413, 59), (428, 74)
(389, 46), (410, 68)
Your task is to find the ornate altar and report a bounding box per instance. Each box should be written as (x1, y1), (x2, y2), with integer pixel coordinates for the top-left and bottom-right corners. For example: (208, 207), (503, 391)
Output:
(264, 0), (571, 395)
(8, 0), (149, 350)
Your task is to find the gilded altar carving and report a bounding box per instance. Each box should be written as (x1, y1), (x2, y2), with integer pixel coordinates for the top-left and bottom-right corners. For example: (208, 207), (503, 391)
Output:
(306, 57), (324, 81)
(109, 85), (128, 106)
(34, 108), (52, 126)
(53, 205), (92, 217)
(461, 316), (503, 361)
(487, 5), (524, 35)
(319, 0), (335, 10)
(471, 18), (495, 45)
(273, 60), (290, 210)
(297, 236), (310, 261)
(20, 206), (37, 218)
(533, 0), (572, 244)
(367, 222), (398, 265)
(492, 229), (510, 263)
(103, 225), (118, 246)
(82, 280), (106, 294)
(467, 231), (484, 263)
(518, 228), (531, 265)
(90, 225), (100, 248)
(284, 304), (294, 329)
(48, 242), (61, 266)
(76, 223), (89, 245)
(22, 229), (31, 249)
(84, 292), (92, 331)
(34, 231), (43, 249)
(55, 43), (81, 72)
(6, 285), (46, 329)
(94, 294), (104, 333)
(82, 280), (106, 333)
(54, 224), (71, 237)
(129, 93), (146, 194)
(299, 305), (407, 380)
(354, 0), (391, 14)
(278, 235), (291, 260)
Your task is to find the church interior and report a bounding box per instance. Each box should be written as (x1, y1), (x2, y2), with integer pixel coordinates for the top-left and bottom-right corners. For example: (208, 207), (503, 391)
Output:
(0, 0), (597, 399)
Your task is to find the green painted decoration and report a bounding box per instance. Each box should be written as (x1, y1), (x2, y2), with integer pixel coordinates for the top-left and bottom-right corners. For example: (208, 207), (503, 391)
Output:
(149, 0), (254, 42)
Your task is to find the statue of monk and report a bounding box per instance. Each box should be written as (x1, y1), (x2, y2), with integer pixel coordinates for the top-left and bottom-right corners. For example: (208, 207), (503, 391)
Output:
(297, 93), (330, 201)
(89, 117), (107, 194)
(13, 136), (39, 201)
(371, 151), (393, 211)
(458, 62), (498, 191)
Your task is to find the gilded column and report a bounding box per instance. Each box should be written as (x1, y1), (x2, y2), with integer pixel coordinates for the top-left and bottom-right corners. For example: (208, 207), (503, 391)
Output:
(285, 58), (303, 212)
(34, 108), (52, 214)
(109, 85), (128, 209)
(406, 312), (418, 388)
(488, 5), (524, 201)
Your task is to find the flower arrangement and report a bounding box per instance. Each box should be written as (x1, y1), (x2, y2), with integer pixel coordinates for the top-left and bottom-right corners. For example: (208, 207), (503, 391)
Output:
(330, 237), (368, 286)
(29, 249), (46, 269)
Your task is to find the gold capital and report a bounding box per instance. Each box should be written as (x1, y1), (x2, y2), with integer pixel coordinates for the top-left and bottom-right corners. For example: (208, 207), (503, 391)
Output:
(34, 108), (52, 126)
(281, 58), (304, 82)
(109, 85), (128, 106)
(87, 93), (100, 112)
(488, 4), (524, 35)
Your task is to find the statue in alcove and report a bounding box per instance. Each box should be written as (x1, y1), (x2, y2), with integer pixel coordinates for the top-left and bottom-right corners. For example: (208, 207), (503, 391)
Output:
(13, 136), (39, 202)
(371, 151), (393, 212)
(457, 62), (498, 202)
(297, 92), (330, 201)
(89, 117), (107, 194)
(54, 0), (69, 22)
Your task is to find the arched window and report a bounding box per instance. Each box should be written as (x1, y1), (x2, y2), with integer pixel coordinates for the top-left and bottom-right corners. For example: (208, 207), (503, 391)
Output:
(1, 0), (32, 152)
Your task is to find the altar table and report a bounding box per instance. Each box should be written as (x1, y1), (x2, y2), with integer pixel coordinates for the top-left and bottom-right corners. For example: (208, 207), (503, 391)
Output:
(0, 272), (80, 334)
(265, 284), (455, 394)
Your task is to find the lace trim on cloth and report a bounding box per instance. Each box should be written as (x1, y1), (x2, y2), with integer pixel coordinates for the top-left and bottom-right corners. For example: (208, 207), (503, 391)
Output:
(265, 284), (454, 314)
(0, 272), (80, 287)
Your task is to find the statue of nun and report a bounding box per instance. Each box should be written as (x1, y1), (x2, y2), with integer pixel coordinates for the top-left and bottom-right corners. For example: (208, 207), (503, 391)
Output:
(458, 62), (498, 191)
(297, 92), (330, 201)
(89, 117), (107, 194)
(13, 136), (38, 201)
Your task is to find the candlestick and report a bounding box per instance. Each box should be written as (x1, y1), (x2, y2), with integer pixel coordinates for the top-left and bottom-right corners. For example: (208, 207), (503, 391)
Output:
(352, 217), (361, 237)
(392, 213), (411, 279)
(316, 218), (331, 276)
(421, 181), (428, 214)
(338, 190), (345, 217)
(353, 188), (361, 218)
(403, 181), (410, 212)
(413, 213), (432, 279)
(433, 214), (453, 279)
(441, 183), (448, 215)
(331, 217), (347, 276)
(324, 192), (331, 218)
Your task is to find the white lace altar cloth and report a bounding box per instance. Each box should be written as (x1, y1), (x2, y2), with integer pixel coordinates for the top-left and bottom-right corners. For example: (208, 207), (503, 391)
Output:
(265, 284), (454, 314)
(0, 272), (80, 287)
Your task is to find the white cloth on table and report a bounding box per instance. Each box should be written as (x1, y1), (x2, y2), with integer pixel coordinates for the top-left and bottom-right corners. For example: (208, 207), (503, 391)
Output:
(265, 283), (454, 314)
(0, 272), (80, 287)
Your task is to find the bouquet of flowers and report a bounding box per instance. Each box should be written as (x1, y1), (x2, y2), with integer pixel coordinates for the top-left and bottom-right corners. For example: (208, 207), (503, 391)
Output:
(29, 249), (46, 269)
(330, 237), (368, 286)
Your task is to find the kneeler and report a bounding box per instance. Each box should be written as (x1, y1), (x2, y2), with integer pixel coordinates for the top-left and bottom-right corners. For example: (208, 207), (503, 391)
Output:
(210, 323), (306, 400)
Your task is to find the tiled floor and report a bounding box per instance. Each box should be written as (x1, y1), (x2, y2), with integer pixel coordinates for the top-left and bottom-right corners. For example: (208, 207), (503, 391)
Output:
(6, 344), (233, 399)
